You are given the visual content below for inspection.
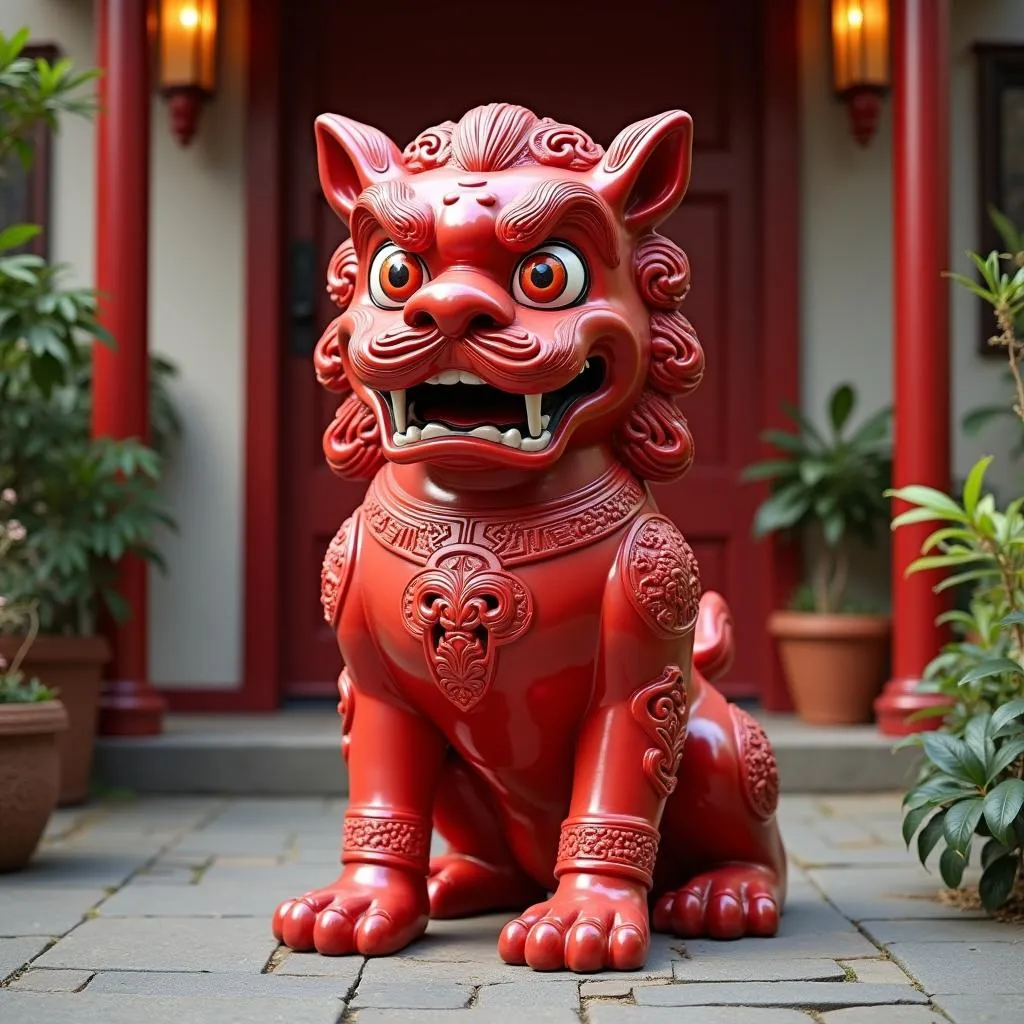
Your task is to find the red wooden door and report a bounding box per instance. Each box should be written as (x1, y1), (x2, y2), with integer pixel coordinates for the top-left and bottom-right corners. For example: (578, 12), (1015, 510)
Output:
(279, 0), (776, 699)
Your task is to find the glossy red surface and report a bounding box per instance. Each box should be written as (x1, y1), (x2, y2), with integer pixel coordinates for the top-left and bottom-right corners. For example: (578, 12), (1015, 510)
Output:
(272, 105), (786, 971)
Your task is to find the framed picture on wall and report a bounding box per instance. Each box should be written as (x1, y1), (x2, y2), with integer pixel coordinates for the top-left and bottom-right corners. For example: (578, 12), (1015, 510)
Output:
(976, 43), (1024, 356)
(0, 43), (58, 260)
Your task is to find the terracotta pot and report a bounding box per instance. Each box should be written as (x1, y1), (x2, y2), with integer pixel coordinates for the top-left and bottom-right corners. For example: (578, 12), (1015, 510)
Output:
(0, 699), (68, 872)
(768, 611), (891, 725)
(0, 635), (110, 805)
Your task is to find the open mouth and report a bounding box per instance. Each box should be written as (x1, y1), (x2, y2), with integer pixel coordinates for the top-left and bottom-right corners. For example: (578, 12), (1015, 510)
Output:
(381, 358), (605, 451)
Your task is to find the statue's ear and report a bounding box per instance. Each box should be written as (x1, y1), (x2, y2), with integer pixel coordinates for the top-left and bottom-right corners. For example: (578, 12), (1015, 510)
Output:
(595, 110), (693, 233)
(314, 113), (405, 224)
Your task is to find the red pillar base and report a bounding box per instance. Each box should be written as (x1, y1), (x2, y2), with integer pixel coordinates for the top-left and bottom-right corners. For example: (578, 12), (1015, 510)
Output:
(98, 679), (167, 736)
(874, 675), (950, 737)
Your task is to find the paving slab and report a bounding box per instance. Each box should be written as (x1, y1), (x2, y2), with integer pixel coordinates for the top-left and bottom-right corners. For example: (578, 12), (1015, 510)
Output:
(672, 957), (846, 982)
(350, 979), (472, 1009)
(932, 994), (1024, 1024)
(7, 969), (93, 992)
(888, 941), (1024, 995)
(0, 888), (106, 936)
(0, 852), (150, 890)
(352, 1009), (578, 1024)
(33, 917), (277, 973)
(838, 958), (915, 985)
(266, 949), (363, 985)
(474, 979), (581, 1010)
(860, 917), (1024, 945)
(97, 880), (300, 917)
(807, 867), (986, 921)
(821, 1007), (949, 1023)
(359, 955), (589, 986)
(634, 982), (929, 1007)
(0, 937), (49, 983)
(0, 992), (343, 1024)
(87, 970), (353, 997)
(587, 1008), (814, 1024)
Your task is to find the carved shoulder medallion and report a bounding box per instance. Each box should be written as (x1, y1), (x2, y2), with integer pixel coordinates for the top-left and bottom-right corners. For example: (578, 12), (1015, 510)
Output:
(402, 544), (533, 711)
(321, 512), (360, 626)
(364, 466), (646, 567)
(621, 514), (701, 637)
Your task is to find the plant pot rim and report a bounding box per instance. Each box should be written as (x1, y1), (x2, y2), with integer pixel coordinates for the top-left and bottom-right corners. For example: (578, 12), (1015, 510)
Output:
(0, 634), (111, 665)
(0, 698), (69, 737)
(768, 609), (891, 639)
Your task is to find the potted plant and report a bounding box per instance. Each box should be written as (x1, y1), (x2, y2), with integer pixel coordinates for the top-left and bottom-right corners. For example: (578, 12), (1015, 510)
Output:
(742, 383), (893, 724)
(0, 30), (178, 804)
(0, 524), (67, 872)
(898, 221), (1024, 914)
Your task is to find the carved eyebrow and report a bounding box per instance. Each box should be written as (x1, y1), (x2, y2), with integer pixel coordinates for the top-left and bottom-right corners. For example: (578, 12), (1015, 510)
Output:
(495, 180), (620, 267)
(350, 180), (435, 254)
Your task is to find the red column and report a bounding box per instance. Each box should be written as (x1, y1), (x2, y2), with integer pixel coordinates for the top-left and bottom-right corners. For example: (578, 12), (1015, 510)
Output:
(92, 0), (166, 735)
(875, 0), (952, 736)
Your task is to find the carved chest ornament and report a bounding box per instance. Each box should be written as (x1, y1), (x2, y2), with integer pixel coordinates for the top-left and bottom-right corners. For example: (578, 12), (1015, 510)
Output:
(402, 545), (533, 710)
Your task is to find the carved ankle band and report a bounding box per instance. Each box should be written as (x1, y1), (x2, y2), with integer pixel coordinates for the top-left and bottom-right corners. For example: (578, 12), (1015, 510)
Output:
(342, 809), (431, 873)
(554, 816), (660, 889)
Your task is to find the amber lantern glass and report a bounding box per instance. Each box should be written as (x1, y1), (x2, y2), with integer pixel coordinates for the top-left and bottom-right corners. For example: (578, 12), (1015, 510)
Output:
(157, 0), (218, 146)
(830, 0), (890, 146)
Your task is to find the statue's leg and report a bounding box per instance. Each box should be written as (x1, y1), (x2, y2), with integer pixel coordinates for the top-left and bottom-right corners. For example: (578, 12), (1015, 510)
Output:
(272, 663), (448, 956)
(428, 753), (547, 919)
(651, 670), (787, 940)
(497, 515), (695, 973)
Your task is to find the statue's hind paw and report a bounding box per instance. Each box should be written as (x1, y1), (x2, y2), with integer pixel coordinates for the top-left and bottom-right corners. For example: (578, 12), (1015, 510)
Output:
(652, 864), (780, 940)
(428, 853), (545, 919)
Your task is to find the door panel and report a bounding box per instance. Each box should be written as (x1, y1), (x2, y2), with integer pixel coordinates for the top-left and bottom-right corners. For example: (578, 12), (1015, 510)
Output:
(280, 0), (771, 698)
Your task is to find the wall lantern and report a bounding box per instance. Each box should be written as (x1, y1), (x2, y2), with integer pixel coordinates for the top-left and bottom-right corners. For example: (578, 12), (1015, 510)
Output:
(157, 0), (218, 146)
(831, 0), (890, 146)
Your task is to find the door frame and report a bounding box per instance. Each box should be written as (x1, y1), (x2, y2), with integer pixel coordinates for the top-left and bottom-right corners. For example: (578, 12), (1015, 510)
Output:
(165, 0), (800, 712)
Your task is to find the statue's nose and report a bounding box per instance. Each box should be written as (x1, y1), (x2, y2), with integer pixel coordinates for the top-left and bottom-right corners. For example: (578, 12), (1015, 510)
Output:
(404, 270), (516, 338)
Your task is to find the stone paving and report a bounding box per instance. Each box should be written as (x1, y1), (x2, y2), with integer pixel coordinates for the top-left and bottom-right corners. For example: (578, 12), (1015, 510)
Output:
(1, 794), (1022, 1023)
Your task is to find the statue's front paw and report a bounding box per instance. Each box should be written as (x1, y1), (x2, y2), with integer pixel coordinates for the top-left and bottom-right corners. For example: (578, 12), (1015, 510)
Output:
(497, 873), (649, 972)
(272, 865), (428, 956)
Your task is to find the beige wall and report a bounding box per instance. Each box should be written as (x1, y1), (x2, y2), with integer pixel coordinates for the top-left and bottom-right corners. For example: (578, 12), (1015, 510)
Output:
(3, 0), (1021, 689)
(1, 0), (247, 688)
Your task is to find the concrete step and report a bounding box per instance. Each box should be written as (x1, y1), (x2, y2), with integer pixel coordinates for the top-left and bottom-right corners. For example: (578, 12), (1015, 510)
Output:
(92, 707), (924, 797)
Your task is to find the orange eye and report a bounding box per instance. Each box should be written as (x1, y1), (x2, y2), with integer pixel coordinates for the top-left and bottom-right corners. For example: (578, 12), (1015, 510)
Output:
(518, 254), (567, 304)
(512, 243), (588, 309)
(368, 244), (428, 309)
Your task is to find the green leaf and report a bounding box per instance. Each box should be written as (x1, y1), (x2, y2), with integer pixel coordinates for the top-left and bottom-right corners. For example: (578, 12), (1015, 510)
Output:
(829, 384), (855, 435)
(988, 736), (1024, 782)
(981, 837), (1010, 870)
(752, 487), (812, 537)
(979, 854), (1019, 911)
(886, 485), (967, 518)
(991, 699), (1024, 735)
(963, 406), (1012, 436)
(943, 797), (985, 854)
(0, 222), (41, 251)
(922, 731), (987, 786)
(902, 803), (932, 847)
(982, 778), (1024, 846)
(939, 844), (969, 888)
(1000, 611), (1024, 627)
(918, 809), (947, 865)
(989, 205), (1023, 252)
(959, 659), (1024, 687)
(891, 506), (956, 529)
(740, 459), (796, 482)
(962, 456), (994, 517)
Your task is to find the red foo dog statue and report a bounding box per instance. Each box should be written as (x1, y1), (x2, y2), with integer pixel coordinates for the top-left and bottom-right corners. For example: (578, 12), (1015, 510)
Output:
(272, 103), (786, 973)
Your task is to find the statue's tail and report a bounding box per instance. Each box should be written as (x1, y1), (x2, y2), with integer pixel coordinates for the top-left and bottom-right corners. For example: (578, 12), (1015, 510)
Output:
(692, 591), (734, 682)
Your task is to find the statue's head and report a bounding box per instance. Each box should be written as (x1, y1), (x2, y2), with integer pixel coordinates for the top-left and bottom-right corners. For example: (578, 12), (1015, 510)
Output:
(314, 103), (703, 481)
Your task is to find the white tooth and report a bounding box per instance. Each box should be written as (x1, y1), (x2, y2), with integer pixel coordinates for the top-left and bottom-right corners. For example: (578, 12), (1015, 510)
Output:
(391, 390), (407, 433)
(405, 425), (421, 442)
(525, 394), (543, 438)
(459, 371), (484, 385)
(585, 359), (590, 369)
(470, 425), (502, 442)
(439, 370), (462, 385)
(541, 414), (551, 428)
(520, 430), (552, 452)
(420, 423), (451, 440)
(426, 375), (440, 385)
(501, 428), (523, 448)
(392, 432), (408, 447)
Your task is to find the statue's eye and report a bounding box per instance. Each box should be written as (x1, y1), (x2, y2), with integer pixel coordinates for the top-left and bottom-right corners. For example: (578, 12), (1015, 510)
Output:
(368, 243), (428, 309)
(512, 242), (588, 309)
